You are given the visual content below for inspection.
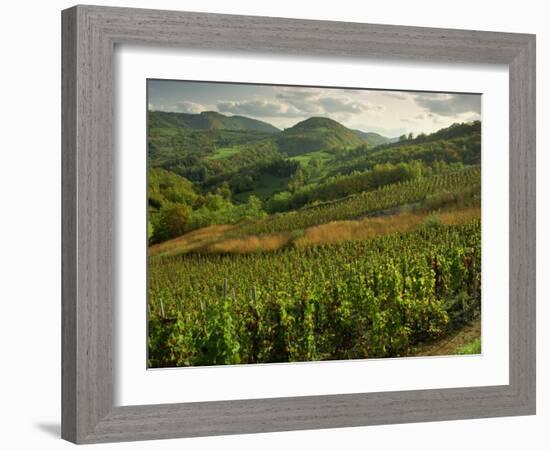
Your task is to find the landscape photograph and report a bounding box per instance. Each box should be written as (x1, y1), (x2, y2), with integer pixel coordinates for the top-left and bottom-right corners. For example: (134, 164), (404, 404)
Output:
(146, 80), (482, 368)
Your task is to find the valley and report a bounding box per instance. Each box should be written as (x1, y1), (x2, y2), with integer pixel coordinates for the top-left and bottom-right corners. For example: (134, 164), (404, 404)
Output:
(146, 108), (482, 367)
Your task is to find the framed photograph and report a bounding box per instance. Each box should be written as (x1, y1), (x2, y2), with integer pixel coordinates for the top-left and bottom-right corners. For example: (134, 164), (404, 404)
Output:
(62, 5), (536, 444)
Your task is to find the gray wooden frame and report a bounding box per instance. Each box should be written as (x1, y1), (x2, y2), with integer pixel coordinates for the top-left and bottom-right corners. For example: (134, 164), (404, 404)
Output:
(61, 4), (536, 444)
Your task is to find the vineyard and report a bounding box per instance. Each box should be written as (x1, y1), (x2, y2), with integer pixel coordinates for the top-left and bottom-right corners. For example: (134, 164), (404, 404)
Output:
(232, 167), (480, 237)
(148, 220), (481, 367)
(146, 94), (482, 367)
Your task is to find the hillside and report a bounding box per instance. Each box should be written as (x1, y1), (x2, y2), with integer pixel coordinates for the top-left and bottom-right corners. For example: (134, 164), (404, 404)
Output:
(376, 121), (481, 151)
(352, 129), (394, 147)
(275, 117), (366, 156)
(328, 121), (482, 176)
(148, 110), (280, 133)
(148, 116), (482, 208)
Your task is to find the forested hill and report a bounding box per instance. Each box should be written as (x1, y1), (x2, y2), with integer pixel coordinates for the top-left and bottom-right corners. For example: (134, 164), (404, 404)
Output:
(376, 121), (481, 150)
(275, 117), (367, 156)
(148, 116), (481, 241)
(147, 112), (398, 180)
(352, 129), (395, 147)
(148, 110), (281, 133)
(147, 109), (480, 225)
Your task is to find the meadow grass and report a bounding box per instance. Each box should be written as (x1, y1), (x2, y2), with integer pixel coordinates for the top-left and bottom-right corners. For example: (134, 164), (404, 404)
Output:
(207, 146), (241, 160)
(289, 150), (334, 164)
(456, 338), (481, 355)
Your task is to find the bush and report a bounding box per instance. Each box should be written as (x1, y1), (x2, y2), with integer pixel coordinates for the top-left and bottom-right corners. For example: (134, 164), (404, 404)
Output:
(425, 212), (442, 228)
(154, 203), (192, 242)
(266, 191), (292, 213)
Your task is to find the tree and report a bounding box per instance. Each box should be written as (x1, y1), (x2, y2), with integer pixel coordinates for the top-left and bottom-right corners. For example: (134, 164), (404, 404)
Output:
(215, 182), (232, 199)
(204, 193), (227, 211)
(288, 167), (306, 193)
(154, 203), (192, 242)
(246, 195), (265, 217)
(399, 134), (407, 141)
(199, 166), (208, 182)
(267, 191), (292, 213)
(417, 132), (427, 142)
(148, 221), (154, 242)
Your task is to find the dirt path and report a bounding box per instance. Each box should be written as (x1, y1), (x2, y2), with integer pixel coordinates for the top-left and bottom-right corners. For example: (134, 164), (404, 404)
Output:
(415, 319), (481, 357)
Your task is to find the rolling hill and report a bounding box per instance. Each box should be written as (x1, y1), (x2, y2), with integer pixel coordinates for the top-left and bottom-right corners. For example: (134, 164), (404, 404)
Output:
(148, 112), (477, 195)
(148, 110), (280, 133)
(275, 117), (366, 156)
(149, 111), (395, 155)
(352, 129), (394, 147)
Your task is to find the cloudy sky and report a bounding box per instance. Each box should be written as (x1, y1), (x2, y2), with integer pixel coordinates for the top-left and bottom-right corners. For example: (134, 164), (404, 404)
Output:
(148, 80), (481, 138)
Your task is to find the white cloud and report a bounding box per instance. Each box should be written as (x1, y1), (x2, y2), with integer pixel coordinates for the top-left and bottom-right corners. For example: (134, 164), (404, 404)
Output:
(414, 93), (481, 117)
(148, 80), (481, 136)
(217, 99), (303, 117)
(380, 92), (409, 100)
(174, 101), (208, 114)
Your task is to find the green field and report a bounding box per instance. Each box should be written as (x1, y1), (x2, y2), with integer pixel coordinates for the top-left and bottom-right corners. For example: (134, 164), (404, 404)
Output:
(289, 150), (334, 164)
(207, 146), (241, 160)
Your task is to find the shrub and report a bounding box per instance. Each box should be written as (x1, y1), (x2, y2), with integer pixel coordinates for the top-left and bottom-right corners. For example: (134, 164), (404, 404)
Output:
(425, 212), (442, 228)
(154, 203), (192, 242)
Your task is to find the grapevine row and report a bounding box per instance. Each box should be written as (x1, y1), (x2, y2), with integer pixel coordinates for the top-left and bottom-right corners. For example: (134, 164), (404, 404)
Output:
(232, 167), (480, 237)
(148, 220), (481, 367)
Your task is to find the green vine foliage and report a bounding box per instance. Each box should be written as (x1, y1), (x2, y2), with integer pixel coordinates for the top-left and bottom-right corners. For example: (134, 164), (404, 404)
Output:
(147, 221), (481, 367)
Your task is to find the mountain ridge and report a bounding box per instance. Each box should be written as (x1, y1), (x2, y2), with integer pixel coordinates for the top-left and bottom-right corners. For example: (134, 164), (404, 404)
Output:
(352, 129), (395, 147)
(149, 111), (398, 154)
(148, 110), (280, 133)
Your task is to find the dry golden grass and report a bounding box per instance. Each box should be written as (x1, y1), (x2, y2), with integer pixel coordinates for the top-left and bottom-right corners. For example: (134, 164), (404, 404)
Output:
(205, 233), (290, 254)
(149, 206), (481, 256)
(439, 207), (481, 225)
(295, 206), (480, 248)
(294, 213), (422, 247)
(148, 224), (237, 257)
